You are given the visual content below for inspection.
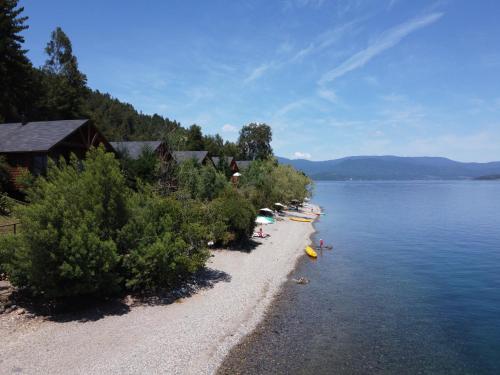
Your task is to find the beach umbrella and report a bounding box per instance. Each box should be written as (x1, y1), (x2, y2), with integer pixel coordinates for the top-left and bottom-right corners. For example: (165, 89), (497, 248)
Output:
(274, 203), (286, 207)
(259, 208), (273, 213)
(255, 216), (272, 225)
(232, 172), (242, 177)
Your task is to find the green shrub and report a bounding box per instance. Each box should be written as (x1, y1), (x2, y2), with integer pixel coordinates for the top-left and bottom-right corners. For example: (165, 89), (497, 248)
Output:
(176, 159), (228, 201)
(240, 159), (312, 208)
(0, 156), (12, 192)
(208, 187), (256, 245)
(118, 146), (159, 188)
(14, 168), (35, 193)
(4, 147), (128, 298)
(119, 189), (209, 291)
(0, 193), (14, 215)
(0, 234), (25, 281)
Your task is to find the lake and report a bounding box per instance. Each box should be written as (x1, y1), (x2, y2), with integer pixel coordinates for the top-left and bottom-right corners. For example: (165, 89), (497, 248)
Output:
(218, 180), (500, 374)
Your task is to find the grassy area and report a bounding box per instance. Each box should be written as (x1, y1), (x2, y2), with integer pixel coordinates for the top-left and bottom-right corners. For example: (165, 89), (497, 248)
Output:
(0, 215), (15, 225)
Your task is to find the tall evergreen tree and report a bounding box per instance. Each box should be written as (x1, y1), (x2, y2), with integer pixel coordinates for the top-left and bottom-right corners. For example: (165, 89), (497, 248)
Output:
(0, 0), (36, 122)
(185, 124), (205, 150)
(42, 27), (88, 119)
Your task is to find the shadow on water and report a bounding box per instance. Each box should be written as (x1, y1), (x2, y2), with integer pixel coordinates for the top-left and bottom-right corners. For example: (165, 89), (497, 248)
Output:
(4, 267), (231, 323)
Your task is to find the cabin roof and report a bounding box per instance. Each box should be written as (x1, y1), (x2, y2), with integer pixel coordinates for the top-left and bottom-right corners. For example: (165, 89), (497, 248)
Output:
(172, 151), (209, 164)
(236, 160), (252, 170)
(0, 119), (89, 153)
(212, 156), (235, 165)
(110, 141), (163, 159)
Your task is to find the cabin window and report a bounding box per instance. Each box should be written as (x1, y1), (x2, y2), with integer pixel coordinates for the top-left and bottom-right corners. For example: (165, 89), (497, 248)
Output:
(32, 155), (47, 175)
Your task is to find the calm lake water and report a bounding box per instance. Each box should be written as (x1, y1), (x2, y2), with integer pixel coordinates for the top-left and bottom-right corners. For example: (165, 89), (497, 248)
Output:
(218, 181), (500, 375)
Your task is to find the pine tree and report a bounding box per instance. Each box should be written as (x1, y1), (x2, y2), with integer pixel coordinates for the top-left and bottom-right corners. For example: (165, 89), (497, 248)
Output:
(0, 0), (35, 122)
(42, 27), (88, 119)
(185, 124), (205, 150)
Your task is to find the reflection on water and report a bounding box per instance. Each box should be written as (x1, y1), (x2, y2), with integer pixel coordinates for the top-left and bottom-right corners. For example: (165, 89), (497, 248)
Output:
(218, 181), (500, 375)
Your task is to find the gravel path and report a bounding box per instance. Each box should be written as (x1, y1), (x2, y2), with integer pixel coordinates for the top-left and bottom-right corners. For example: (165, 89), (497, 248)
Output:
(0, 205), (318, 375)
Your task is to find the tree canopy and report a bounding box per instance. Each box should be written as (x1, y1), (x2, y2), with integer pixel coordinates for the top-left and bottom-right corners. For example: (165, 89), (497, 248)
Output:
(0, 0), (36, 122)
(238, 123), (273, 160)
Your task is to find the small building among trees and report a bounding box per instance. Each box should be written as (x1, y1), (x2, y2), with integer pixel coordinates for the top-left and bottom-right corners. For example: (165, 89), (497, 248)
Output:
(0, 119), (114, 184)
(212, 156), (239, 174)
(170, 151), (215, 167)
(110, 141), (168, 160)
(235, 160), (252, 171)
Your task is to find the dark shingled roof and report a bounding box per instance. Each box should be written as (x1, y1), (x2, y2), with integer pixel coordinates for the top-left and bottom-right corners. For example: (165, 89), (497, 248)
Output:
(110, 141), (163, 159)
(0, 119), (89, 152)
(236, 160), (252, 170)
(172, 151), (209, 164)
(211, 156), (235, 166)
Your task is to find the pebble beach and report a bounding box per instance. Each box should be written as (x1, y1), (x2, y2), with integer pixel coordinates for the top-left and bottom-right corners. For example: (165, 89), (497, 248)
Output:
(0, 204), (319, 375)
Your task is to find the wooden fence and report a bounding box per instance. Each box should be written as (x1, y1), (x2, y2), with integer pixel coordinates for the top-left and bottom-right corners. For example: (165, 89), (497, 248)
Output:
(0, 222), (20, 235)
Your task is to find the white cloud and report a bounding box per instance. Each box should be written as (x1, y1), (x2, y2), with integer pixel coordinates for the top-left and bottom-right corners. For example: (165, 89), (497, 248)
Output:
(294, 151), (312, 159)
(291, 20), (360, 62)
(244, 62), (274, 83)
(319, 12), (443, 85)
(222, 124), (238, 133)
(317, 88), (338, 103)
(274, 99), (309, 118)
(244, 19), (359, 84)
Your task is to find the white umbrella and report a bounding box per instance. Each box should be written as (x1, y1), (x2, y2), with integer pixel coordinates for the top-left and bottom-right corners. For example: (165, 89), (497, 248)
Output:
(255, 216), (272, 224)
(232, 172), (242, 177)
(259, 208), (273, 213)
(274, 203), (286, 207)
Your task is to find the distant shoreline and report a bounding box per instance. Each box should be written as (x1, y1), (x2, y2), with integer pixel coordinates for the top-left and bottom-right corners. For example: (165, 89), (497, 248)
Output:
(312, 178), (500, 181)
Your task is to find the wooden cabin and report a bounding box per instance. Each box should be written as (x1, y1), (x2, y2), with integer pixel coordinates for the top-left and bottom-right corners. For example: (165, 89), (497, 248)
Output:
(212, 156), (239, 174)
(169, 151), (215, 167)
(0, 119), (114, 186)
(110, 141), (168, 160)
(235, 160), (252, 171)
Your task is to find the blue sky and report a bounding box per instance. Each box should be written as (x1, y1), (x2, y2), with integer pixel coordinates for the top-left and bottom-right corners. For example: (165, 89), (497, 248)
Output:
(21, 0), (500, 162)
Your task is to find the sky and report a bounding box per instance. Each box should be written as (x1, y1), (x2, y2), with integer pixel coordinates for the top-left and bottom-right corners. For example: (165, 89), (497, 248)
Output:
(20, 0), (500, 162)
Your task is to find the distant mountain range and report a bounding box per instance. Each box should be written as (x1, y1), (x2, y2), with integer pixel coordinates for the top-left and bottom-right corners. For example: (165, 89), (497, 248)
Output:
(277, 156), (500, 180)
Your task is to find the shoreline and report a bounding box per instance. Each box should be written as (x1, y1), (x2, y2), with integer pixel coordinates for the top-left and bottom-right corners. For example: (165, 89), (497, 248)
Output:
(204, 203), (321, 374)
(0, 204), (320, 375)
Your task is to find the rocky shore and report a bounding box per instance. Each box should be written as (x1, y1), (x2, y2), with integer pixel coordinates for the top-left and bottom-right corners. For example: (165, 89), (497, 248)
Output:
(0, 204), (319, 375)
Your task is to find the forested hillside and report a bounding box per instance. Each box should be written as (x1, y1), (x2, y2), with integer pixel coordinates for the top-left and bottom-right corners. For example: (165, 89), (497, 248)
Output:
(0, 0), (244, 157)
(278, 156), (500, 180)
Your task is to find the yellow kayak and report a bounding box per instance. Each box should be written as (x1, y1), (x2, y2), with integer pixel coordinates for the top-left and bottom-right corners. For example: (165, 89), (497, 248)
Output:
(290, 217), (313, 223)
(305, 245), (317, 258)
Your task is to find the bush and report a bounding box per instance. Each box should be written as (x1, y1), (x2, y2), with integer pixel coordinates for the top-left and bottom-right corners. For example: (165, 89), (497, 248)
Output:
(118, 146), (159, 188)
(0, 234), (22, 280)
(119, 189), (209, 291)
(0, 192), (14, 215)
(3, 147), (128, 298)
(240, 159), (312, 208)
(0, 156), (12, 192)
(208, 187), (256, 245)
(176, 159), (228, 201)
